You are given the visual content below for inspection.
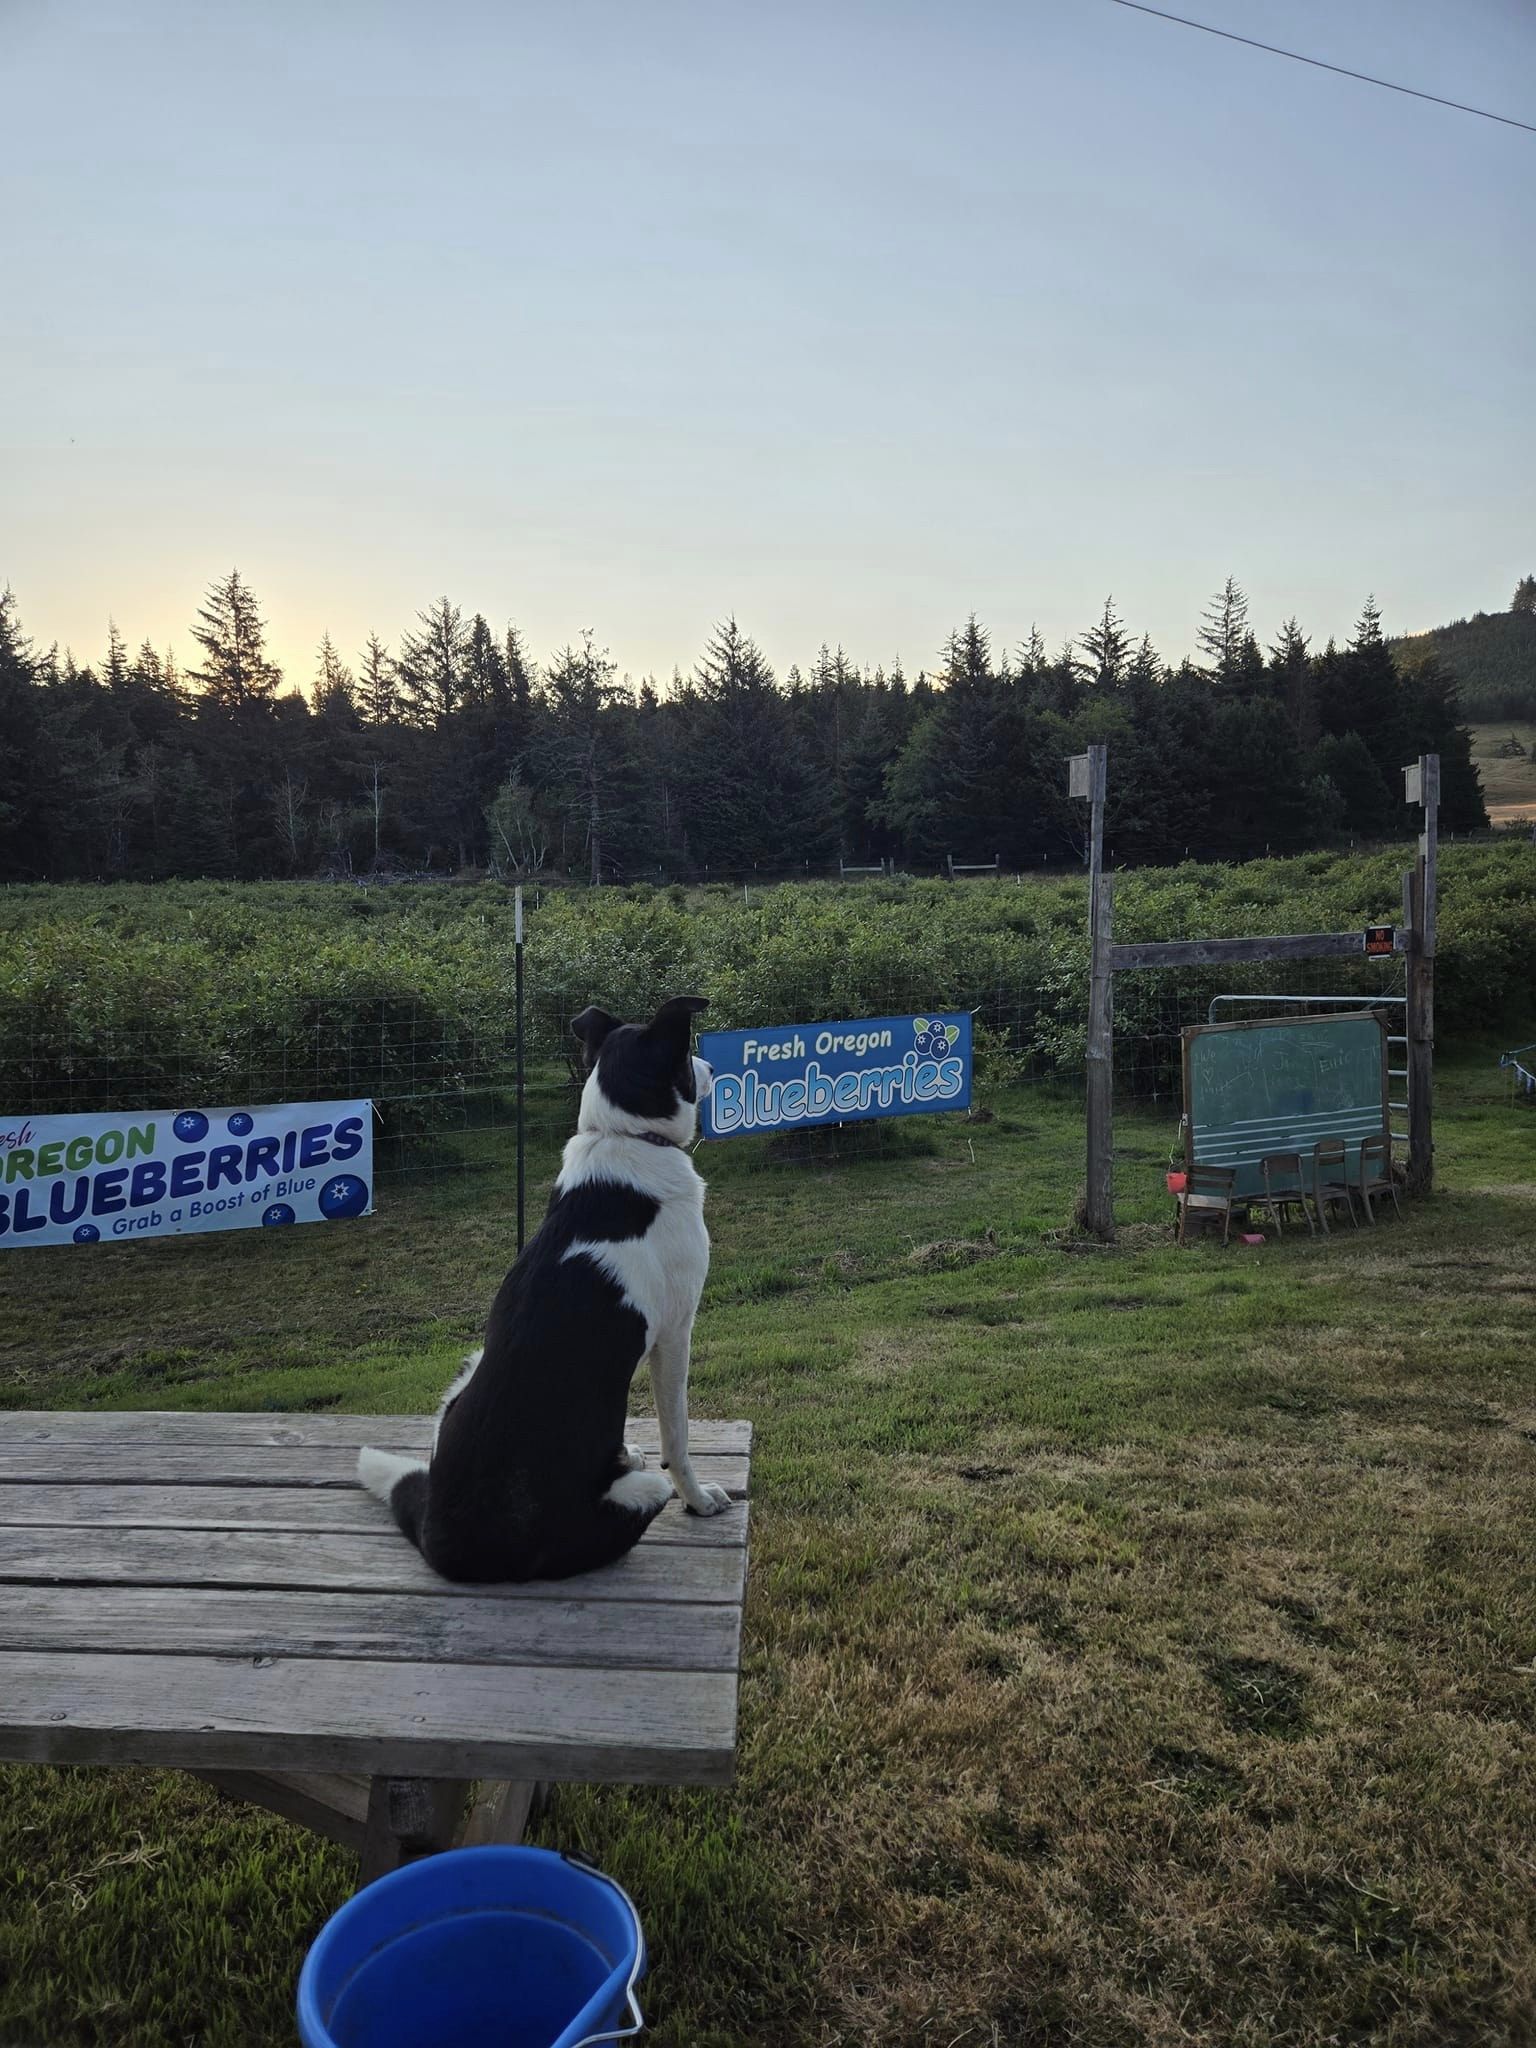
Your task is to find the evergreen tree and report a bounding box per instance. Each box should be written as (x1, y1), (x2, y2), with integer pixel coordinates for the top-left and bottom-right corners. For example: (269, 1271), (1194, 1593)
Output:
(1511, 574), (1536, 615)
(879, 683), (1057, 867)
(188, 569), (282, 708)
(533, 632), (630, 883)
(462, 613), (510, 713)
(880, 622), (1059, 866)
(312, 633), (356, 715)
(680, 619), (833, 871)
(356, 633), (398, 724)
(1306, 732), (1393, 837)
(1205, 697), (1310, 854)
(504, 623), (535, 711)
(841, 692), (901, 860)
(102, 619), (130, 694)
(1398, 654), (1487, 832)
(939, 616), (992, 690)
(1080, 596), (1130, 689)
(1016, 625), (1049, 685)
(397, 597), (468, 727)
(1125, 635), (1164, 694)
(0, 591), (45, 875)
(1267, 617), (1314, 744)
(1197, 576), (1251, 681)
(1305, 602), (1406, 830)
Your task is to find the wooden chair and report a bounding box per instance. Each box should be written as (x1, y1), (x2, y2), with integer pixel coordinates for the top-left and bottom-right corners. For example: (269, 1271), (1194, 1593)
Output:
(1254, 1151), (1315, 1237)
(1311, 1138), (1358, 1233)
(1355, 1133), (1403, 1224)
(1177, 1163), (1237, 1246)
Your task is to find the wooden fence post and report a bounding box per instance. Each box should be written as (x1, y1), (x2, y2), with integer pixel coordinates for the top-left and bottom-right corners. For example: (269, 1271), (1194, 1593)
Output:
(1404, 754), (1438, 1195)
(1086, 872), (1116, 1239)
(1069, 745), (1114, 1238)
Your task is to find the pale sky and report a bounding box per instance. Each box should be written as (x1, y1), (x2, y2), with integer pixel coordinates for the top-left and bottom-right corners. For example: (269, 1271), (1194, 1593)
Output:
(3, 0), (1532, 690)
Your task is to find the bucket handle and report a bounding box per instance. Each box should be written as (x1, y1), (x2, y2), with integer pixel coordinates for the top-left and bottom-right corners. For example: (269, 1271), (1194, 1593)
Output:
(561, 1854), (646, 2047)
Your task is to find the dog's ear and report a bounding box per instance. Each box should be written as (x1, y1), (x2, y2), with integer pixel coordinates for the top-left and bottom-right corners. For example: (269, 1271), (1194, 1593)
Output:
(645, 995), (709, 1043)
(570, 1006), (620, 1067)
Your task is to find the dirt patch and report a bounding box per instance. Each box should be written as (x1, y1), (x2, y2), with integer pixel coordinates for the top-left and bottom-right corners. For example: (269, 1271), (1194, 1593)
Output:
(1045, 1221), (1173, 1254)
(906, 1231), (999, 1271)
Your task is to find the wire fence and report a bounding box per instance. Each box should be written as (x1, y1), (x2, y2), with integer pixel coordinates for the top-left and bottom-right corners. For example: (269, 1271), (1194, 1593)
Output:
(1109, 954), (1410, 1108)
(0, 941), (1413, 1196)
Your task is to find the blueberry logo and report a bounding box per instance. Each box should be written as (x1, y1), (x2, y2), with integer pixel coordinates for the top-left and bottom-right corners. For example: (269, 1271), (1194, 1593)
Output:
(318, 1173), (369, 1220)
(172, 1110), (209, 1143)
(911, 1017), (960, 1058)
(73, 1223), (100, 1243)
(262, 1204), (296, 1227)
(226, 1111), (254, 1137)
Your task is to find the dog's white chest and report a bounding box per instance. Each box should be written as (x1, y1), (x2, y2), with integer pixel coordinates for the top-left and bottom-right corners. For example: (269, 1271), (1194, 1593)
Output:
(556, 1129), (711, 1351)
(564, 1198), (709, 1346)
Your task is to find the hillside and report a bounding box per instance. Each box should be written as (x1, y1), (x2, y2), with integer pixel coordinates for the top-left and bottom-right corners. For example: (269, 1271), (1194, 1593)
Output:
(1470, 721), (1536, 828)
(1393, 606), (1536, 721)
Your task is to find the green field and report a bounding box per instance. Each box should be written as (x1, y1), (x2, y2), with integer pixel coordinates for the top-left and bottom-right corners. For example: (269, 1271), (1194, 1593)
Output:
(4, 841), (1535, 1116)
(1470, 724), (1536, 828)
(3, 1047), (1535, 2046)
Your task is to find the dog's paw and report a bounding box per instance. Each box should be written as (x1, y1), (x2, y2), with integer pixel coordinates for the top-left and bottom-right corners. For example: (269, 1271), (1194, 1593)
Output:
(605, 1469), (673, 1515)
(682, 1481), (732, 1517)
(617, 1442), (646, 1472)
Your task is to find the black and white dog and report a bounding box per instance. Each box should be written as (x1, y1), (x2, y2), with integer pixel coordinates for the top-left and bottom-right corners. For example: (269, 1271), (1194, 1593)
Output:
(357, 995), (730, 1582)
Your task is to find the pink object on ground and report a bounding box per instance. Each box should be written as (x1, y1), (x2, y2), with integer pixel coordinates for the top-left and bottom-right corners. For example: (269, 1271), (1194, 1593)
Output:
(1239, 1232), (1265, 1246)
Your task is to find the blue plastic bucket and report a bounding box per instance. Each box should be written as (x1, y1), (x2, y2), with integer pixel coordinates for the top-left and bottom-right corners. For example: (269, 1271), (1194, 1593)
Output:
(297, 1846), (645, 2048)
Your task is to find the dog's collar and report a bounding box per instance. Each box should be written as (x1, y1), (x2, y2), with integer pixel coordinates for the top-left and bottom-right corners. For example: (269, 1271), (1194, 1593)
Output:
(633, 1131), (682, 1150)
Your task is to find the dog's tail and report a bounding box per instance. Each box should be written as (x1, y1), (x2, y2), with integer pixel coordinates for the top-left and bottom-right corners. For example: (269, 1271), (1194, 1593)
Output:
(357, 1447), (429, 1551)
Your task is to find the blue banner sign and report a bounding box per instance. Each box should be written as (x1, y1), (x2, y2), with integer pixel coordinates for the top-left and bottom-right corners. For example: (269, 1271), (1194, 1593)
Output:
(700, 1013), (972, 1139)
(0, 1099), (373, 1248)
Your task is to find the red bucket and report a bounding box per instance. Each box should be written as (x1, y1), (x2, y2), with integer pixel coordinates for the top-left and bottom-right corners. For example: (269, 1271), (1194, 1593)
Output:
(1165, 1171), (1187, 1194)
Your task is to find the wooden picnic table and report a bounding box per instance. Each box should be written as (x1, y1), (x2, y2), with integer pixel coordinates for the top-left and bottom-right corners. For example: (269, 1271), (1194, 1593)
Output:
(0, 1410), (751, 1883)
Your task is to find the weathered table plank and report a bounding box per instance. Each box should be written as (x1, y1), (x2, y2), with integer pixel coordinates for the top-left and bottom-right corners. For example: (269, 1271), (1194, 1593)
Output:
(0, 1412), (753, 1857)
(1, 1412), (749, 1454)
(0, 1583), (743, 1671)
(0, 1483), (749, 1546)
(0, 1442), (749, 1492)
(0, 1525), (745, 1603)
(0, 1650), (738, 1781)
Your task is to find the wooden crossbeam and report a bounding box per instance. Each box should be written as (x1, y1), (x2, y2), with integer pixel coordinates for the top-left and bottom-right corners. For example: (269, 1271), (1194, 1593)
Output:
(1109, 930), (1401, 972)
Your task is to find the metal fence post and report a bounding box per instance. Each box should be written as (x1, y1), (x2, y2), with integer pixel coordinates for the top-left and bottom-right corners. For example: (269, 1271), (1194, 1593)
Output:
(1070, 746), (1114, 1238)
(1403, 754), (1438, 1196)
(515, 885), (526, 1252)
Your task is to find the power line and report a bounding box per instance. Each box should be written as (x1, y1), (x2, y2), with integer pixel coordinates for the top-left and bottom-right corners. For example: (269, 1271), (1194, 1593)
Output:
(1106, 0), (1536, 135)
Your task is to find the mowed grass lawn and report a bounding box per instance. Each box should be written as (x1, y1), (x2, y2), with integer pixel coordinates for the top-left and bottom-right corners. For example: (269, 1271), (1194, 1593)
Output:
(2, 1057), (1534, 2047)
(1470, 723), (1536, 826)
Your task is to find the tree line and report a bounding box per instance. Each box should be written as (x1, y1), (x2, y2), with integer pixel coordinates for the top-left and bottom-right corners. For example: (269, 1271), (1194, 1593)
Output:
(0, 572), (1487, 884)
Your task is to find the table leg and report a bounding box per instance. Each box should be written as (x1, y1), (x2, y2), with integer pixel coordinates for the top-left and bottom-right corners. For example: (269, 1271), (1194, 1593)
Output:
(460, 1778), (547, 1846)
(358, 1775), (471, 1885)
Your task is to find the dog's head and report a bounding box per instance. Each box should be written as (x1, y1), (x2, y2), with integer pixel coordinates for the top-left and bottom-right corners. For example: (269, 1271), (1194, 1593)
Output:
(570, 995), (713, 1144)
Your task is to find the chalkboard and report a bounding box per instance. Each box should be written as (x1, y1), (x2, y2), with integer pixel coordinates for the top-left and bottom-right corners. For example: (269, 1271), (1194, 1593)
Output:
(1182, 1011), (1389, 1198)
